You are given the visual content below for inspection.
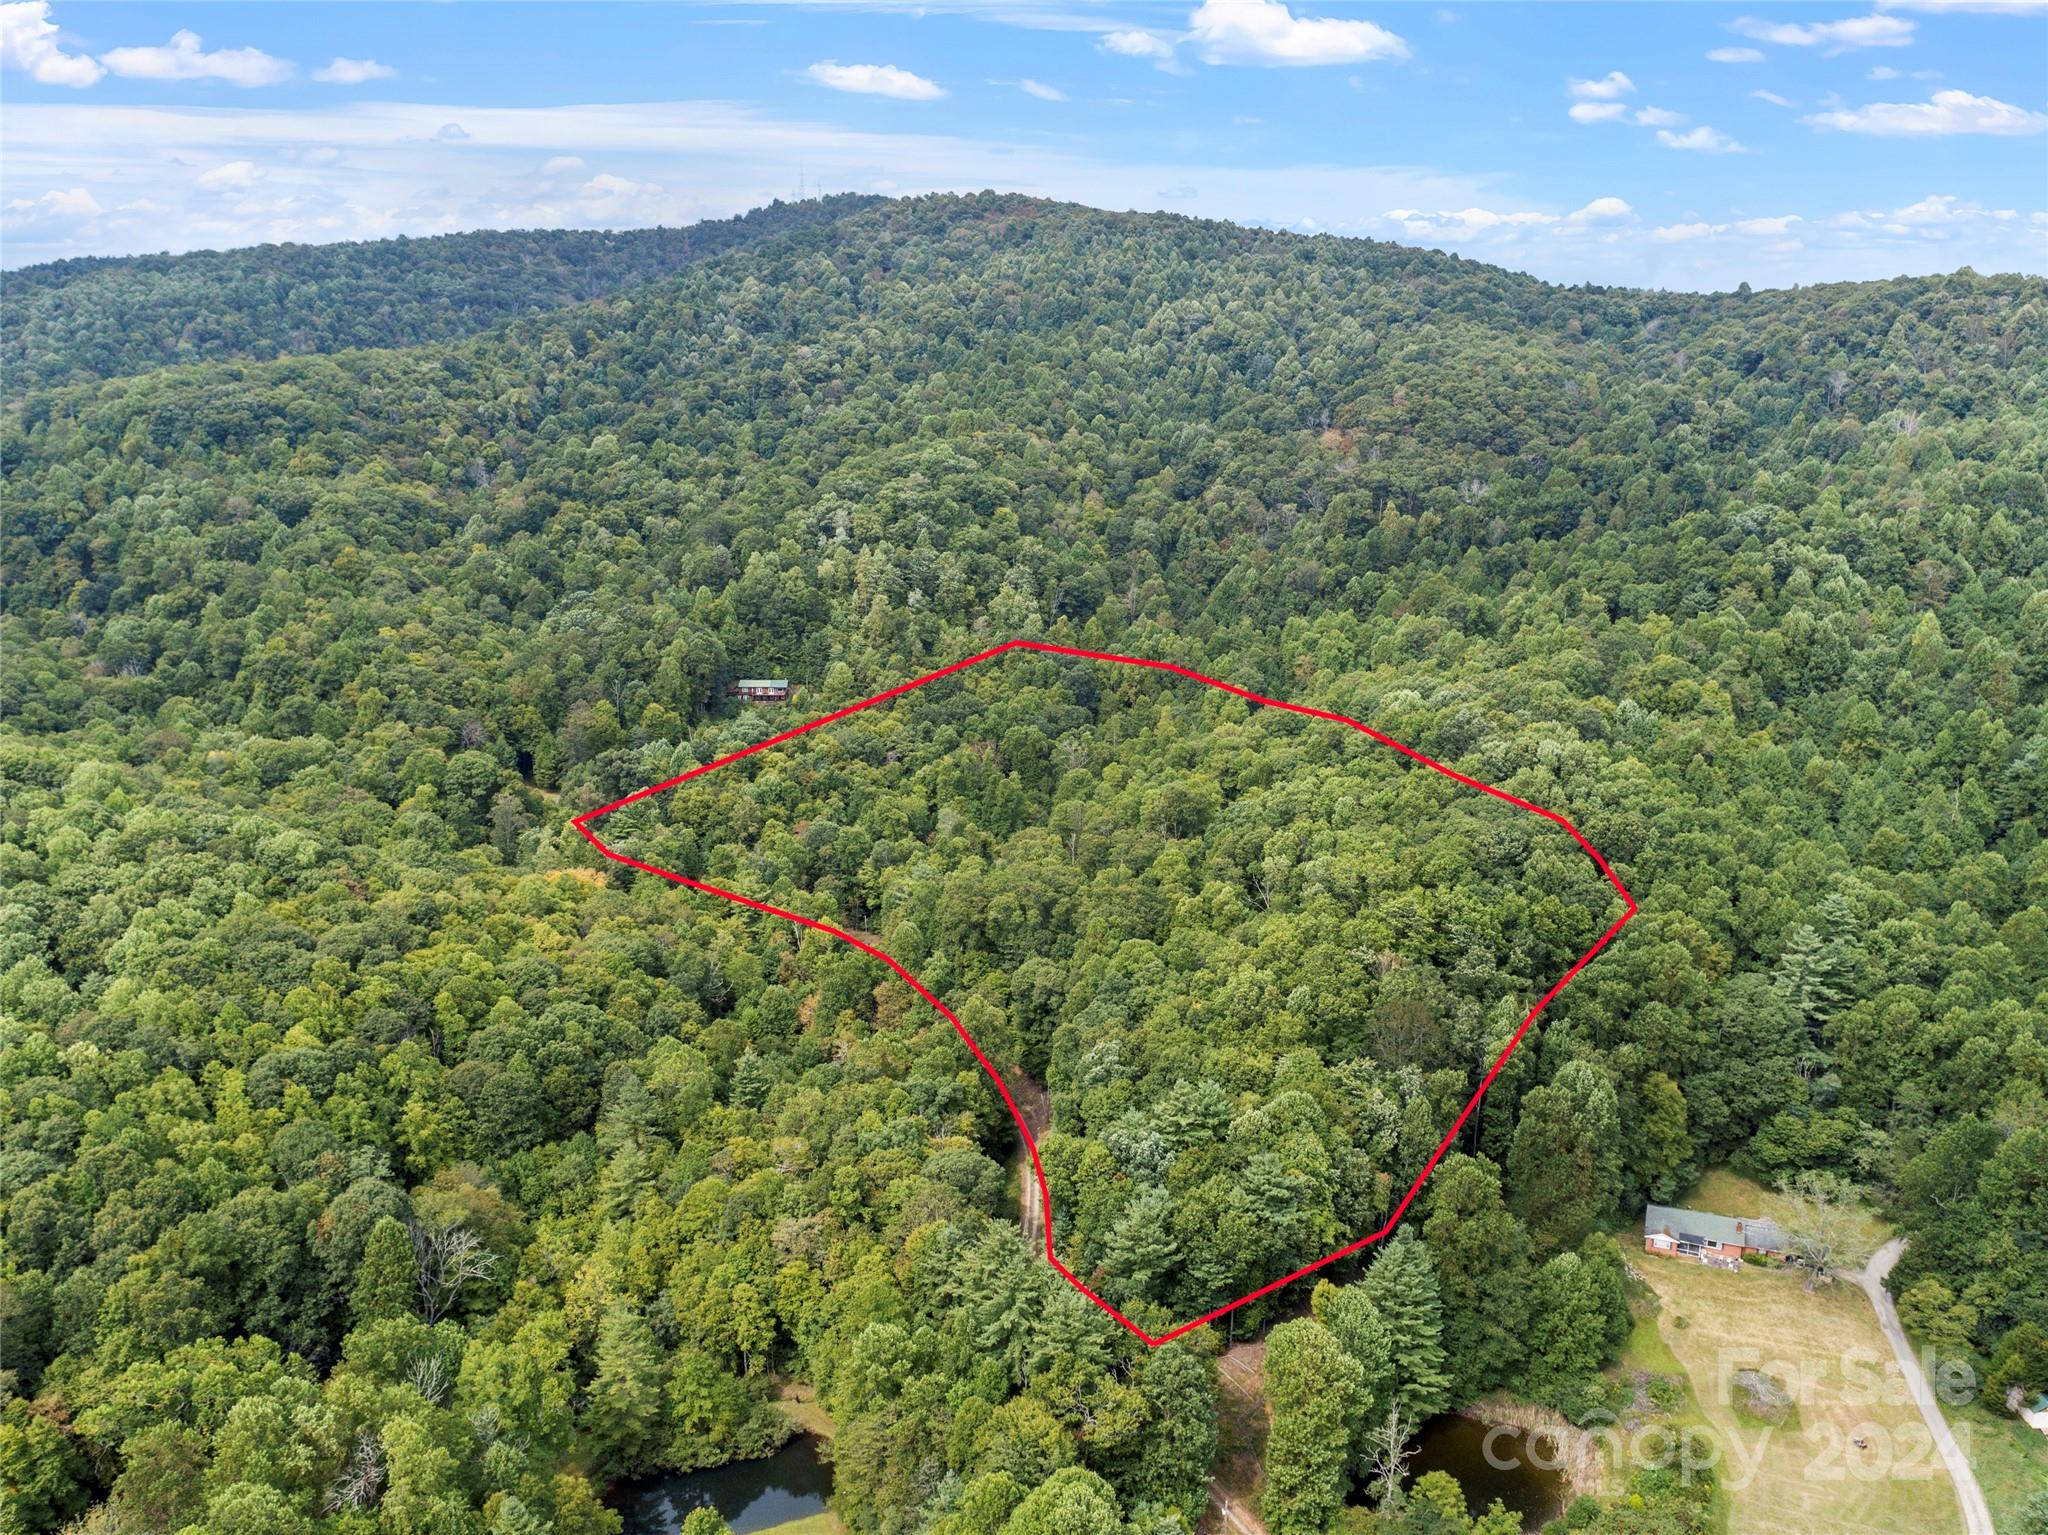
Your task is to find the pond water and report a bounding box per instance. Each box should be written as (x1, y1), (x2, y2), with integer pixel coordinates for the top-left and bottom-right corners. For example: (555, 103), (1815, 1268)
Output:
(1402, 1414), (1571, 1532)
(614, 1437), (833, 1535)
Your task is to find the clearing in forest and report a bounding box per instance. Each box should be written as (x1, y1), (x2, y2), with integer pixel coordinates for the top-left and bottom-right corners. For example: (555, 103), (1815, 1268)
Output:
(1634, 1254), (1963, 1535)
(573, 639), (1635, 1344)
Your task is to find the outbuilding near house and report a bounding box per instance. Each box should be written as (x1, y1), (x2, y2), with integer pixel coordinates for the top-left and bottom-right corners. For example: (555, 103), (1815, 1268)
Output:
(2010, 1388), (2048, 1437)
(1643, 1204), (1788, 1270)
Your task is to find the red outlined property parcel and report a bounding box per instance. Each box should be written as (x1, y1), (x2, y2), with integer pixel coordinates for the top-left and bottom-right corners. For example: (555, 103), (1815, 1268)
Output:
(573, 639), (1638, 1346)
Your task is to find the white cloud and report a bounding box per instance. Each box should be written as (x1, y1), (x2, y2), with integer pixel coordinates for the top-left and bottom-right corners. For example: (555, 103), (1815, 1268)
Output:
(100, 29), (293, 87)
(1730, 15), (1915, 51)
(1707, 47), (1766, 63)
(1752, 89), (1798, 107)
(1565, 73), (1644, 125)
(314, 57), (395, 86)
(42, 186), (101, 215)
(1568, 71), (1635, 100)
(1099, 29), (1176, 62)
(1187, 0), (1409, 67)
(1019, 78), (1066, 101)
(1868, 64), (1902, 79)
(1653, 214), (1801, 241)
(1805, 88), (2048, 135)
(196, 159), (258, 189)
(1564, 79), (1735, 153)
(3, 94), (2038, 290)
(542, 155), (585, 175)
(1830, 194), (2027, 236)
(0, 96), (1513, 268)
(807, 61), (945, 100)
(1569, 196), (1635, 223)
(1890, 195), (1951, 223)
(0, 1), (103, 86)
(579, 172), (667, 217)
(1658, 125), (1745, 152)
(433, 122), (471, 141)
(1384, 206), (1558, 236)
(1384, 195), (1633, 238)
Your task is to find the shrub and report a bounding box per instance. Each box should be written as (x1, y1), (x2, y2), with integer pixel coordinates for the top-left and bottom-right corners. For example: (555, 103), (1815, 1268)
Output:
(1731, 1369), (1795, 1424)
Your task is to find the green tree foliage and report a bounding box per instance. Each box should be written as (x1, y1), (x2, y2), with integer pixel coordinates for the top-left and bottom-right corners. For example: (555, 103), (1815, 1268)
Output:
(353, 1215), (421, 1327)
(0, 1401), (89, 1535)
(2, 191), (2044, 1535)
(1423, 1155), (1531, 1401)
(681, 1509), (734, 1535)
(1360, 1232), (1452, 1426)
(0, 196), (876, 393)
(1507, 1062), (1623, 1254)
(1001, 1467), (1122, 1535)
(584, 1306), (669, 1476)
(1262, 1318), (1363, 1535)
(1518, 1251), (1625, 1417)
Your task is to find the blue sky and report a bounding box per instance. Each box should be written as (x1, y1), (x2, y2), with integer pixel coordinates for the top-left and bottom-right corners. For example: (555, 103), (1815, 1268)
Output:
(3, 0), (2043, 288)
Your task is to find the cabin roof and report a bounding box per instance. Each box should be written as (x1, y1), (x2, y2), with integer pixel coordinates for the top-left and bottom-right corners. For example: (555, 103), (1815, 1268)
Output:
(1644, 1204), (1787, 1252)
(732, 678), (789, 688)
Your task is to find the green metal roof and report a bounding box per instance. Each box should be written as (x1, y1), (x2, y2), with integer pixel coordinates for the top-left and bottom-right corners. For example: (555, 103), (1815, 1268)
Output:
(1644, 1204), (1787, 1253)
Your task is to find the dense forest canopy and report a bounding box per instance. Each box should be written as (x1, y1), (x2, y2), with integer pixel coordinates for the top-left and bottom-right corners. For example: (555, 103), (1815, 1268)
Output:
(589, 647), (1621, 1331)
(0, 195), (876, 397)
(2, 192), (2045, 1535)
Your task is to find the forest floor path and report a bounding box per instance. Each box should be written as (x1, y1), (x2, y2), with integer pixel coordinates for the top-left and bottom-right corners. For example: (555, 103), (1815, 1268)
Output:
(1002, 1068), (1269, 1534)
(1207, 1341), (1271, 1535)
(1855, 1239), (1994, 1535)
(1010, 1068), (1051, 1244)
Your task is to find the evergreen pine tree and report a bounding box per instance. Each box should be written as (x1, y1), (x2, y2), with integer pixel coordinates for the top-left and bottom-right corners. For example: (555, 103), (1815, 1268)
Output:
(585, 1304), (669, 1476)
(1101, 1185), (1180, 1300)
(1359, 1228), (1451, 1423)
(489, 1494), (550, 1535)
(1773, 922), (1849, 1026)
(730, 1050), (774, 1110)
(352, 1216), (419, 1327)
(1518, 1252), (1612, 1416)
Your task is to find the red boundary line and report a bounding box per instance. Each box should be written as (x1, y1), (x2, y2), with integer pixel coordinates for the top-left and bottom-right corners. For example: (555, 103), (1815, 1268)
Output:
(572, 639), (1637, 1346)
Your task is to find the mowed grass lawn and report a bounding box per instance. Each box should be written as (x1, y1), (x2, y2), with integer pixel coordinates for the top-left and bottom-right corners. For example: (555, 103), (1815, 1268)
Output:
(1635, 1256), (1962, 1535)
(1683, 1168), (1892, 1255)
(754, 1514), (845, 1535)
(1615, 1305), (1729, 1531)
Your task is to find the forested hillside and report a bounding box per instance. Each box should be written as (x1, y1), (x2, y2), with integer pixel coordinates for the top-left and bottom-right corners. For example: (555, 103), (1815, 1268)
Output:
(0, 195), (875, 396)
(2, 192), (2045, 1535)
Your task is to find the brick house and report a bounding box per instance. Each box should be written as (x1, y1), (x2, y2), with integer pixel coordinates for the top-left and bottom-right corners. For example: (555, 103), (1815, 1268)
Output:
(1643, 1204), (1788, 1269)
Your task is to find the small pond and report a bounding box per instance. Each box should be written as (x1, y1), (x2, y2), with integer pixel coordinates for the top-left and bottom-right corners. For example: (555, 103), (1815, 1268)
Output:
(1402, 1414), (1571, 1532)
(614, 1436), (833, 1535)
